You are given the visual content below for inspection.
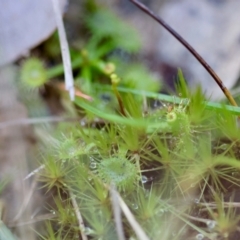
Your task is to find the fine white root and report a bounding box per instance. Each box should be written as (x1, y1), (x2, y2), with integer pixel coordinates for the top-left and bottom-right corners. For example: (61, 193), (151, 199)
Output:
(51, 0), (75, 100)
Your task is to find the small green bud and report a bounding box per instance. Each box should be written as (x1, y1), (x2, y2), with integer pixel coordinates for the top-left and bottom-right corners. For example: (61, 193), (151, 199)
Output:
(111, 73), (120, 85)
(166, 112), (177, 122)
(20, 58), (47, 88)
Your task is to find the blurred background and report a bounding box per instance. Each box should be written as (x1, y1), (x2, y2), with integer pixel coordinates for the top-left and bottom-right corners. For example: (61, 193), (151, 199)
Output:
(1, 0), (240, 238)
(1, 0), (240, 98)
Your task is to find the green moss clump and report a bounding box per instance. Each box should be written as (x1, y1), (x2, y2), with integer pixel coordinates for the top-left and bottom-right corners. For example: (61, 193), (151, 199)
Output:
(98, 157), (138, 191)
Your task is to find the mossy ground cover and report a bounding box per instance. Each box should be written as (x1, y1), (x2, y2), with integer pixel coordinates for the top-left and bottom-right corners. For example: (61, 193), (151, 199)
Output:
(2, 1), (240, 240)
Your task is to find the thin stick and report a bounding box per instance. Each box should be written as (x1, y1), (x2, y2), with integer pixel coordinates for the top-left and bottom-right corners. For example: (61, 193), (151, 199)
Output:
(51, 0), (75, 100)
(117, 193), (150, 240)
(0, 116), (80, 129)
(110, 185), (126, 240)
(69, 190), (88, 240)
(129, 0), (238, 107)
(24, 165), (45, 180)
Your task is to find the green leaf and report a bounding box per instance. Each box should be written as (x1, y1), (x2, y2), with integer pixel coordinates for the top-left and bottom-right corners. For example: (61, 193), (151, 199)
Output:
(85, 8), (141, 53)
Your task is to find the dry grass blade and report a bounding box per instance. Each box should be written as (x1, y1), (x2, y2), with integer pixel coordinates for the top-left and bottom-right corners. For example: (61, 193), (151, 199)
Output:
(110, 185), (126, 240)
(51, 0), (75, 100)
(129, 0), (238, 107)
(117, 192), (150, 240)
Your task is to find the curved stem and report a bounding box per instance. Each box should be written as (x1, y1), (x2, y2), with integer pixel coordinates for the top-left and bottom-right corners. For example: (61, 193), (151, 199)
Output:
(129, 0), (238, 107)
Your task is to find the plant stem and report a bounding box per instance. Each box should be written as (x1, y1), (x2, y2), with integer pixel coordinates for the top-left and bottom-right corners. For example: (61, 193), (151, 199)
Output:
(129, 0), (238, 107)
(94, 84), (240, 115)
(111, 74), (126, 116)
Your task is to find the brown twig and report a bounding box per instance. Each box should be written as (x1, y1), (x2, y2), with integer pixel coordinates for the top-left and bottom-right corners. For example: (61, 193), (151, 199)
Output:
(129, 0), (238, 107)
(56, 82), (93, 101)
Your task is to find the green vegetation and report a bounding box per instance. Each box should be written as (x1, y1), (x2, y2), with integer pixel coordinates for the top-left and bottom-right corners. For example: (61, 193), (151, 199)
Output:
(31, 71), (240, 239)
(2, 1), (240, 240)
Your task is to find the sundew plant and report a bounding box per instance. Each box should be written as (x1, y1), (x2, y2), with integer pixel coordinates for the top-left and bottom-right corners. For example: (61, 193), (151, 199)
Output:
(3, 1), (240, 240)
(34, 71), (240, 240)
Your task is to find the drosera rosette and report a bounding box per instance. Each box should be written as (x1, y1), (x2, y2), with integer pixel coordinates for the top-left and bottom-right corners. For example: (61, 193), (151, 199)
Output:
(20, 57), (48, 89)
(97, 156), (139, 191)
(164, 99), (195, 158)
(165, 99), (191, 135)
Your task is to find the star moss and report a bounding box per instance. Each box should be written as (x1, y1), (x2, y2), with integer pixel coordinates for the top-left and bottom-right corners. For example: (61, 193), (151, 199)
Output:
(98, 157), (138, 191)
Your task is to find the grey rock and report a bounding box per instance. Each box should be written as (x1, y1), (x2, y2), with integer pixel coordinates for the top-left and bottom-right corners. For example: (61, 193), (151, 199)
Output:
(0, 0), (67, 67)
(157, 0), (240, 99)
